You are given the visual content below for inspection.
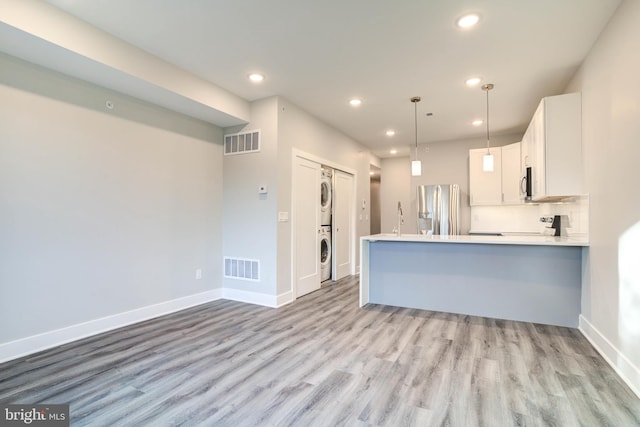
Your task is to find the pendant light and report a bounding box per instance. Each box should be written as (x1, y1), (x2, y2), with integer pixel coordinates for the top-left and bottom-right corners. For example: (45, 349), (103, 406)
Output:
(410, 96), (422, 176)
(481, 83), (495, 172)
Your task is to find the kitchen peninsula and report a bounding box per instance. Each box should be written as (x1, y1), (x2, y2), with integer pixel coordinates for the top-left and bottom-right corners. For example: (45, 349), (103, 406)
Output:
(359, 234), (588, 327)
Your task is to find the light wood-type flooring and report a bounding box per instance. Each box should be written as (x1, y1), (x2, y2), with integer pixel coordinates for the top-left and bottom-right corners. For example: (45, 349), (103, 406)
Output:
(1, 276), (639, 426)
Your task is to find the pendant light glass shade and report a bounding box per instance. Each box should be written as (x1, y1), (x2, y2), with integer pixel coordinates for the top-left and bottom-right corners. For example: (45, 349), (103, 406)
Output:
(410, 96), (422, 176)
(482, 84), (495, 172)
(411, 160), (422, 176)
(483, 153), (494, 172)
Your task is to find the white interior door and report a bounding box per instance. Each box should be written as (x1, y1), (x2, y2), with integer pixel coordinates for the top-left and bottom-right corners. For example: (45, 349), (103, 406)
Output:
(294, 156), (321, 297)
(333, 170), (353, 280)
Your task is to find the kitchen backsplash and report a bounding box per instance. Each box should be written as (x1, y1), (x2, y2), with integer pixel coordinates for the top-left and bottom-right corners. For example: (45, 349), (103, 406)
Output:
(470, 195), (589, 237)
(538, 195), (589, 237)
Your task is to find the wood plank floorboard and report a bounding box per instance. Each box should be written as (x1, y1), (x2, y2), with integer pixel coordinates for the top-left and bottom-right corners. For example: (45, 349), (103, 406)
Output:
(1, 275), (639, 426)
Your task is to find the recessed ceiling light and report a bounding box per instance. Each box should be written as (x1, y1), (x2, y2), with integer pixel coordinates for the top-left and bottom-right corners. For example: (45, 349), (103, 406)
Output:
(349, 98), (362, 107)
(386, 130), (396, 136)
(248, 73), (264, 82)
(456, 14), (480, 29)
(472, 119), (484, 126)
(465, 77), (482, 86)
(369, 171), (375, 176)
(389, 149), (397, 155)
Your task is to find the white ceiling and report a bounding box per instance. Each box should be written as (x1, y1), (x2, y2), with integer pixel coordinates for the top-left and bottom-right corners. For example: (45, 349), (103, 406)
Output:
(43, 0), (621, 158)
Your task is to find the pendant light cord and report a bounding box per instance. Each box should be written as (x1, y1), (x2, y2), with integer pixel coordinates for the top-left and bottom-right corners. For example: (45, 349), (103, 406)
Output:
(414, 100), (418, 157)
(485, 88), (490, 152)
(410, 96), (421, 159)
(482, 84), (494, 154)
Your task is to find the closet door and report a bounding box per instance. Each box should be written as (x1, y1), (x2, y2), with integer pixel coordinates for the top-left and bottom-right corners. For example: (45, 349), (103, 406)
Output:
(333, 170), (354, 280)
(293, 156), (321, 297)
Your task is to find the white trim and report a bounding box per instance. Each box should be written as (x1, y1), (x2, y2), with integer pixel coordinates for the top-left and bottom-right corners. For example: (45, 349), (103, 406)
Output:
(222, 288), (293, 308)
(291, 148), (357, 177)
(221, 287), (279, 307)
(290, 150), (296, 306)
(0, 289), (222, 364)
(276, 290), (294, 307)
(579, 314), (640, 399)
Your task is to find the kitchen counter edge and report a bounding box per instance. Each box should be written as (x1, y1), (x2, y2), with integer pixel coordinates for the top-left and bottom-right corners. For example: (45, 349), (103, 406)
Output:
(362, 234), (589, 247)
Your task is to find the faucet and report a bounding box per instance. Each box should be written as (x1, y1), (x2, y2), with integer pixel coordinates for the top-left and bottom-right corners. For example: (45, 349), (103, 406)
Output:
(541, 215), (570, 236)
(393, 201), (404, 236)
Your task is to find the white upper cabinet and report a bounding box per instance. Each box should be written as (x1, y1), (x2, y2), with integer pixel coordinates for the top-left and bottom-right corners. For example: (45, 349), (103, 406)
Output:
(501, 142), (522, 204)
(470, 142), (521, 206)
(526, 93), (582, 201)
(469, 146), (503, 206)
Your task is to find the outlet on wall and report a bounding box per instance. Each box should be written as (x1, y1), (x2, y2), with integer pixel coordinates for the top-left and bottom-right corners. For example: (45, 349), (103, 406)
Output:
(195, 268), (202, 280)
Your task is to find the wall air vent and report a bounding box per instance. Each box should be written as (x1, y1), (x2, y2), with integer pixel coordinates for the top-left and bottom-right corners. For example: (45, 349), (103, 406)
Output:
(224, 130), (260, 155)
(224, 257), (260, 281)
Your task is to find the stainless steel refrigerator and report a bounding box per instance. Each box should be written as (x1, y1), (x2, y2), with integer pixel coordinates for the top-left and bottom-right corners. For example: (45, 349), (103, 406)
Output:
(417, 184), (460, 235)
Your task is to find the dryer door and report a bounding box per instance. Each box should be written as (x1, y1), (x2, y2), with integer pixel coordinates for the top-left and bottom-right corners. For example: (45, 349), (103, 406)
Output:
(320, 180), (331, 210)
(320, 236), (331, 266)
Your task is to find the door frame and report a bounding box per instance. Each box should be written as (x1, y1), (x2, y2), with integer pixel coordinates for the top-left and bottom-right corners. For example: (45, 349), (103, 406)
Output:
(291, 148), (357, 299)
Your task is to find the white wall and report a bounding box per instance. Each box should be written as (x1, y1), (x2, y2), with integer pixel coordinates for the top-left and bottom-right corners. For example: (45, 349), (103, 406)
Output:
(380, 156), (412, 234)
(222, 98), (279, 298)
(565, 0), (640, 395)
(0, 55), (224, 355)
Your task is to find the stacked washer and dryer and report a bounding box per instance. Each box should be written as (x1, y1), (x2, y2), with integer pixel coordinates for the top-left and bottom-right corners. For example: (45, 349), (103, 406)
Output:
(320, 168), (332, 282)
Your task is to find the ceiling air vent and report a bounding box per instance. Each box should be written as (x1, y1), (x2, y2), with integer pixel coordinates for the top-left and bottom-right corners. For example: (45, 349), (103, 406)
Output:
(224, 130), (260, 155)
(224, 257), (260, 281)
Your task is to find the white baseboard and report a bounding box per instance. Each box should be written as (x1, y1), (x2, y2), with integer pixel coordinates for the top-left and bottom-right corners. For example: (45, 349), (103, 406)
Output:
(0, 289), (222, 364)
(579, 314), (640, 398)
(1, 287), (296, 364)
(222, 287), (276, 307)
(276, 290), (294, 307)
(221, 288), (293, 308)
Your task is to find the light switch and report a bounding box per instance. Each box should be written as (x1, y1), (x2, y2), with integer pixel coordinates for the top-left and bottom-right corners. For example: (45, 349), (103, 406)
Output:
(278, 212), (289, 222)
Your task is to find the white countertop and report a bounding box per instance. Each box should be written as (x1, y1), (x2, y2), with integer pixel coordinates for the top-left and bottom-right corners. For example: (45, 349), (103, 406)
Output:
(362, 233), (589, 247)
